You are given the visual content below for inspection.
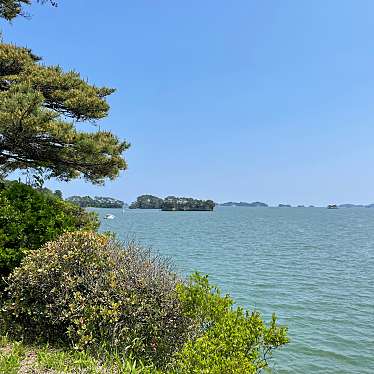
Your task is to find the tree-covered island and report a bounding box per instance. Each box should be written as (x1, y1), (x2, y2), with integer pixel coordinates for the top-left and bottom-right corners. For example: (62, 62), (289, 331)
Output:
(66, 195), (125, 208)
(162, 196), (215, 211)
(129, 194), (164, 209)
(130, 195), (215, 211)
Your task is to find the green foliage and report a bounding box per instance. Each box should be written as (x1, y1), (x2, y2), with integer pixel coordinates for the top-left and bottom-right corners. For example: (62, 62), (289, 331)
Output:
(174, 273), (289, 373)
(0, 181), (99, 276)
(38, 348), (153, 373)
(37, 347), (99, 373)
(0, 339), (25, 374)
(1, 239), (288, 372)
(54, 189), (62, 198)
(176, 273), (233, 329)
(130, 195), (215, 211)
(0, 335), (157, 373)
(162, 196), (215, 211)
(130, 195), (164, 209)
(0, 0), (56, 21)
(1, 231), (193, 368)
(0, 43), (129, 184)
(67, 195), (124, 208)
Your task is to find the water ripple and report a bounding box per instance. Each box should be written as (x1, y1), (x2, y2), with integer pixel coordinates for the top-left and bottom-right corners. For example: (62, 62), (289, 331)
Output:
(96, 207), (374, 373)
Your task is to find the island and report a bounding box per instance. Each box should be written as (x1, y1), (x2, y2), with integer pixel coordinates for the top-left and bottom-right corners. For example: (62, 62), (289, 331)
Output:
(129, 195), (215, 211)
(129, 195), (164, 209)
(220, 201), (268, 207)
(343, 203), (374, 208)
(278, 204), (292, 208)
(162, 196), (215, 211)
(66, 195), (125, 208)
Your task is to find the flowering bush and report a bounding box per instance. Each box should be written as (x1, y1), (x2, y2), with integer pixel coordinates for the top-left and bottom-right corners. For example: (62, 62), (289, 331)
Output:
(2, 231), (192, 367)
(1, 230), (288, 372)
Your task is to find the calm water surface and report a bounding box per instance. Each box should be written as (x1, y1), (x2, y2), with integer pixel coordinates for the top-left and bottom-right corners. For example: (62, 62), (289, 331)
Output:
(95, 207), (374, 373)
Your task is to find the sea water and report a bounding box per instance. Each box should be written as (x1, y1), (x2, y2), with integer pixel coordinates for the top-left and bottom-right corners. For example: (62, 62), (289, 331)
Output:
(96, 206), (374, 373)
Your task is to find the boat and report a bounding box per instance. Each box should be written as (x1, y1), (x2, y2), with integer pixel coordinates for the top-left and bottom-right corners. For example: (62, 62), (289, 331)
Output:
(327, 204), (338, 209)
(104, 214), (115, 219)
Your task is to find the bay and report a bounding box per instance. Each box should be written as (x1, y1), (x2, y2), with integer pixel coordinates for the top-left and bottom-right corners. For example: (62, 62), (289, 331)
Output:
(95, 206), (374, 373)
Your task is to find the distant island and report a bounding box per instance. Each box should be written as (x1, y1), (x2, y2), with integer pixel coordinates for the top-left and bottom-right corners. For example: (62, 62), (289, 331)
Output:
(220, 201), (268, 207)
(129, 195), (215, 211)
(278, 204), (292, 208)
(162, 196), (215, 211)
(129, 195), (164, 209)
(325, 203), (374, 208)
(66, 195), (125, 208)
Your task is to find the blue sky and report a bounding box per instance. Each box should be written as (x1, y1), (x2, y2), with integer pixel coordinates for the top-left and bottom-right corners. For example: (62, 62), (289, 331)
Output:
(2, 0), (374, 205)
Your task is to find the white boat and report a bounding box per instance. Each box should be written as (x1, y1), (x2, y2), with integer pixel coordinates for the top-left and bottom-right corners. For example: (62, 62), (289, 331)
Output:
(104, 214), (115, 219)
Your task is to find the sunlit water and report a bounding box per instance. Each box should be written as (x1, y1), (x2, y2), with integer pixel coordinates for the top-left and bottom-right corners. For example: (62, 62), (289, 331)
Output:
(94, 206), (374, 373)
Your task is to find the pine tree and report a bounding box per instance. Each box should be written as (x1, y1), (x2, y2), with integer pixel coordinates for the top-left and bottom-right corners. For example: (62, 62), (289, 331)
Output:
(0, 30), (129, 184)
(0, 0), (56, 21)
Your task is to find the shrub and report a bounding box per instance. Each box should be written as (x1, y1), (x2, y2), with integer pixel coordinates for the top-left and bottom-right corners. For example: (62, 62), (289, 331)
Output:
(1, 231), (192, 367)
(1, 231), (288, 371)
(0, 181), (99, 276)
(174, 273), (289, 373)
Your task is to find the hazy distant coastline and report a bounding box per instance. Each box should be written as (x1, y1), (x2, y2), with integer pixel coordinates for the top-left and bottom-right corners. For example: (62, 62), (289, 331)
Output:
(219, 201), (268, 207)
(65, 195), (374, 210)
(218, 202), (374, 208)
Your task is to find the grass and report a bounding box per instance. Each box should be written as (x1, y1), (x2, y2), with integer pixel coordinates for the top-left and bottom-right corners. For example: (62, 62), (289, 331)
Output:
(0, 336), (25, 374)
(37, 347), (99, 373)
(0, 335), (158, 373)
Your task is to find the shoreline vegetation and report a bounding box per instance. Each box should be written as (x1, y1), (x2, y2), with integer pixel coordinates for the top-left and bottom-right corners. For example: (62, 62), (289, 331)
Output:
(0, 2), (289, 373)
(66, 195), (125, 208)
(129, 195), (215, 211)
(0, 187), (289, 372)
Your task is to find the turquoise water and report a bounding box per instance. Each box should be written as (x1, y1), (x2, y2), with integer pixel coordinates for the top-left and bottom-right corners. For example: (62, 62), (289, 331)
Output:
(96, 207), (374, 373)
